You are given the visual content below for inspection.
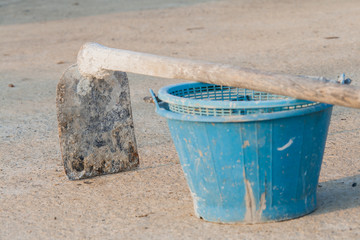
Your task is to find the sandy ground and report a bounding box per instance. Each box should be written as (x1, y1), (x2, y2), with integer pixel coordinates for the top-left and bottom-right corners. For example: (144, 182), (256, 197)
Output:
(1, 0), (360, 239)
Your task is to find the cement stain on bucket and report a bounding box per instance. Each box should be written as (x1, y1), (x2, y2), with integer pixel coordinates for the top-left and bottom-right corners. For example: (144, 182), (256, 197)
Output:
(242, 140), (250, 149)
(243, 168), (267, 223)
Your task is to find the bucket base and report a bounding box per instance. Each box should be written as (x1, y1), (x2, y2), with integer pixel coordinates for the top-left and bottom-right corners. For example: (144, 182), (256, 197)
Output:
(193, 192), (317, 224)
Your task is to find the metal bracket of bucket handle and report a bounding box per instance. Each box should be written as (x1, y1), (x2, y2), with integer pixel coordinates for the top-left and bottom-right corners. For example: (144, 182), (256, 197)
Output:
(299, 73), (352, 85)
(337, 73), (352, 85)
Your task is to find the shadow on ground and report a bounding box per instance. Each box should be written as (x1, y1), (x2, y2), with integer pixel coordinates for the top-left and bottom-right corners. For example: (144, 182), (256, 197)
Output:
(316, 174), (360, 215)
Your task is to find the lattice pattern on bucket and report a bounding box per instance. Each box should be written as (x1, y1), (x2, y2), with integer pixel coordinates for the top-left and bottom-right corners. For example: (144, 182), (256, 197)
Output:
(166, 84), (319, 116)
(168, 102), (318, 116)
(170, 85), (290, 101)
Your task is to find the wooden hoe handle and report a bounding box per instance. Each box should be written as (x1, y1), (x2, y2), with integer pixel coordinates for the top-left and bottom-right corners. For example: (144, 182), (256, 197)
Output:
(77, 42), (360, 108)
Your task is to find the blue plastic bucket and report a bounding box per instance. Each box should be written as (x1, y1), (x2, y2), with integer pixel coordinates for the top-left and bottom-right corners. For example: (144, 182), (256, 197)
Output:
(151, 82), (332, 224)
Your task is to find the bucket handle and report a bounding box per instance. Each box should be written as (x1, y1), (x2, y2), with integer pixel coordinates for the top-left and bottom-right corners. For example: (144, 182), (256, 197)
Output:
(149, 89), (160, 110)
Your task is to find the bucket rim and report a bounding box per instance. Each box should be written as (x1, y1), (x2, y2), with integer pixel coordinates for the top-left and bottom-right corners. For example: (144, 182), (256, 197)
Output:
(155, 101), (333, 123)
(158, 82), (314, 109)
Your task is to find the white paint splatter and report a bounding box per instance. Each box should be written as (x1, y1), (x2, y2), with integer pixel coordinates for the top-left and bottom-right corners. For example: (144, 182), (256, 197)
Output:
(277, 137), (295, 151)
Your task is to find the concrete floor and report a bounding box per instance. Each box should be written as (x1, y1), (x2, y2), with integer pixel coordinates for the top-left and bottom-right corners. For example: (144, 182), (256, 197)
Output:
(1, 0), (360, 239)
